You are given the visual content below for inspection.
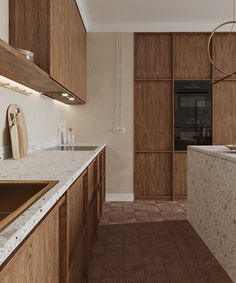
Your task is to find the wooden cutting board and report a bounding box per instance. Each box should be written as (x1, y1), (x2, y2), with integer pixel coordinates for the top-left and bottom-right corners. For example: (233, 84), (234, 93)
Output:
(7, 104), (28, 159)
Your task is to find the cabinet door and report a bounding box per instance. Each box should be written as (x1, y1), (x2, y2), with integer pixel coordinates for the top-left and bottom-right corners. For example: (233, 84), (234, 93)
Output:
(0, 242), (31, 283)
(135, 153), (172, 198)
(67, 171), (88, 282)
(0, 201), (60, 283)
(88, 160), (95, 207)
(174, 33), (211, 79)
(31, 207), (60, 283)
(213, 82), (236, 144)
(50, 0), (70, 92)
(134, 81), (173, 151)
(134, 33), (173, 79)
(68, 0), (86, 101)
(50, 0), (86, 102)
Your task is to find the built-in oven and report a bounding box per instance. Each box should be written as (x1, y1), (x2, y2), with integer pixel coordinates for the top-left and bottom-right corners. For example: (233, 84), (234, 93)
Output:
(174, 80), (212, 150)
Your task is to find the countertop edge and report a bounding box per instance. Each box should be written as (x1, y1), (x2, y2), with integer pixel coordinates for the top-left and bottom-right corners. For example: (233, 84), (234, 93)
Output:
(188, 146), (236, 164)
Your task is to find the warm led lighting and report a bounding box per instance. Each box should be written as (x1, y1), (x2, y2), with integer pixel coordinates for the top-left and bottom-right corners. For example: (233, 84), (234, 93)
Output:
(68, 97), (75, 101)
(62, 93), (69, 97)
(0, 75), (40, 96)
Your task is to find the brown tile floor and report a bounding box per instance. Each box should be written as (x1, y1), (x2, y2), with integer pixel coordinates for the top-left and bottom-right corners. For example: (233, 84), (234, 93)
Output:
(88, 201), (232, 283)
(100, 201), (187, 225)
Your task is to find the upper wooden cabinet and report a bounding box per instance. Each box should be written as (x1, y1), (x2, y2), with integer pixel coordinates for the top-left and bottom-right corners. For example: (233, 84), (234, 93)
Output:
(213, 33), (236, 80)
(174, 33), (211, 79)
(134, 33), (173, 79)
(9, 0), (86, 103)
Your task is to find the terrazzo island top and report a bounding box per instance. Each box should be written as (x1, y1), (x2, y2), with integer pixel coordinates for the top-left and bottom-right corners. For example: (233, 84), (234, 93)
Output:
(0, 144), (106, 266)
(188, 145), (236, 163)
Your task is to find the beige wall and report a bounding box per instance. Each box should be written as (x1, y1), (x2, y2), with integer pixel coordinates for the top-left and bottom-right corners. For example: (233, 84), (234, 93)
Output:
(68, 33), (134, 197)
(0, 0), (68, 148)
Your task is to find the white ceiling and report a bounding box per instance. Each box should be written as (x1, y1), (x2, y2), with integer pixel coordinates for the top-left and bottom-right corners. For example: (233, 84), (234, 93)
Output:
(76, 0), (234, 32)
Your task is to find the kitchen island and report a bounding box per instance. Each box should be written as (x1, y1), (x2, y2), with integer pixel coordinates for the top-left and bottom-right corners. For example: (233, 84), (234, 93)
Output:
(188, 146), (236, 282)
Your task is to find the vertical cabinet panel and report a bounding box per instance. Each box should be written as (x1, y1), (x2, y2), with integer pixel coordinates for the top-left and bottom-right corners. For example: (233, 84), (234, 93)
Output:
(174, 33), (211, 79)
(9, 0), (50, 73)
(134, 33), (173, 79)
(134, 81), (173, 151)
(135, 153), (172, 198)
(67, 171), (88, 283)
(50, 0), (70, 91)
(67, 0), (86, 101)
(213, 33), (236, 80)
(173, 153), (187, 197)
(0, 202), (61, 283)
(213, 82), (236, 144)
(31, 208), (60, 283)
(0, 242), (31, 283)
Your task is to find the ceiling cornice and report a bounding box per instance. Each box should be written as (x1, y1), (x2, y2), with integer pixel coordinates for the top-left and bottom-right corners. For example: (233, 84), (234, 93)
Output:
(75, 0), (90, 30)
(87, 23), (219, 33)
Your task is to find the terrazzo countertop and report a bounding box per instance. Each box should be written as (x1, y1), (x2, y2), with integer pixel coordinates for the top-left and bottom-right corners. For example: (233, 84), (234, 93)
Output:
(0, 144), (106, 266)
(188, 145), (236, 282)
(188, 145), (236, 163)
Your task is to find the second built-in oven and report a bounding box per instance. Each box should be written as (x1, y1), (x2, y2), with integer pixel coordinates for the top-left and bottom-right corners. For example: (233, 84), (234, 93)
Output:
(174, 80), (212, 150)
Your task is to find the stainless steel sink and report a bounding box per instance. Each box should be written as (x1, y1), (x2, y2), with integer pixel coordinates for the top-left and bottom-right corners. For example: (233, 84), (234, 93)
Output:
(46, 145), (98, 151)
(0, 180), (58, 231)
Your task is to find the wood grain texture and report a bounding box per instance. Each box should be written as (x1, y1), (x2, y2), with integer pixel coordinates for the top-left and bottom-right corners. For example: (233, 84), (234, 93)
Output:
(174, 33), (211, 79)
(67, 171), (88, 282)
(67, 174), (85, 266)
(173, 152), (187, 197)
(134, 153), (172, 197)
(9, 0), (86, 103)
(9, 0), (50, 73)
(51, 0), (86, 101)
(134, 81), (173, 151)
(0, 201), (60, 283)
(88, 160), (95, 207)
(213, 33), (236, 80)
(59, 197), (68, 283)
(50, 0), (70, 93)
(134, 33), (173, 79)
(212, 81), (236, 144)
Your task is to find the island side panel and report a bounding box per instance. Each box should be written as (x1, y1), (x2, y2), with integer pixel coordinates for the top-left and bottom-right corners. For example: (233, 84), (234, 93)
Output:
(187, 149), (236, 282)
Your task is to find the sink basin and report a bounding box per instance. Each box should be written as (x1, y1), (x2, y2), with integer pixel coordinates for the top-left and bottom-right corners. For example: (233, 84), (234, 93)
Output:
(0, 180), (58, 231)
(46, 145), (98, 151)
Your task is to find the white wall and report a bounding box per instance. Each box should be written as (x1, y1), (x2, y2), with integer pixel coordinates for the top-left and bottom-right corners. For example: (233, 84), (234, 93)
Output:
(68, 33), (134, 197)
(0, 0), (68, 148)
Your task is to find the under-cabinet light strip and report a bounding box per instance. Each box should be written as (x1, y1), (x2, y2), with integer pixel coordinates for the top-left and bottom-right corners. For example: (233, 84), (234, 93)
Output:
(0, 75), (40, 96)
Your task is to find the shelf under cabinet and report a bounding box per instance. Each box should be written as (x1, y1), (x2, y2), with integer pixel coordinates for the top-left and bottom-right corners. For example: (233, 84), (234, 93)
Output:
(0, 39), (83, 105)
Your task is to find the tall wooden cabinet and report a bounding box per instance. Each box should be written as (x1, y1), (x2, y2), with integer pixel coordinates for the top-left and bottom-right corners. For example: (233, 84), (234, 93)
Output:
(9, 0), (86, 102)
(134, 32), (236, 200)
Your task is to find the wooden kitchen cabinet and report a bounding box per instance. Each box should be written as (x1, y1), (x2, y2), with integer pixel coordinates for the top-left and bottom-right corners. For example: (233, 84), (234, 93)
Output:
(67, 170), (88, 283)
(0, 197), (65, 283)
(9, 0), (86, 103)
(88, 161), (98, 253)
(0, 149), (106, 283)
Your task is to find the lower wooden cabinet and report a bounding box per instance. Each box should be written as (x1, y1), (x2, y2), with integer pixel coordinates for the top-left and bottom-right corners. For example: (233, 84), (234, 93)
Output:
(68, 170), (88, 283)
(0, 197), (64, 283)
(0, 148), (106, 283)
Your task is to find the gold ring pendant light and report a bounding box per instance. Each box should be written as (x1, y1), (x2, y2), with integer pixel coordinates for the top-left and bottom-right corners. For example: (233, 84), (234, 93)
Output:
(208, 0), (236, 84)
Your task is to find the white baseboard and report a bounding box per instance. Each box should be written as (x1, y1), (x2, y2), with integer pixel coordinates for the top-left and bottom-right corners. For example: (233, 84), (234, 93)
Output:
(106, 193), (134, 202)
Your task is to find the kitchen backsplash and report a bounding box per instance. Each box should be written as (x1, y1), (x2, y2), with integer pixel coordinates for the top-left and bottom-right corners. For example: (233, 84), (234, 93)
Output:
(0, 138), (60, 160)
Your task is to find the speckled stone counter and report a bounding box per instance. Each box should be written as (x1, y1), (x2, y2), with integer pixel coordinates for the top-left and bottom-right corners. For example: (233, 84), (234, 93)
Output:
(0, 144), (106, 266)
(188, 146), (236, 282)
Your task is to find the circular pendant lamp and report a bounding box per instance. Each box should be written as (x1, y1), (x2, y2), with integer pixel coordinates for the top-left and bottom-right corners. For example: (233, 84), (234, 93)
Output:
(208, 0), (236, 84)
